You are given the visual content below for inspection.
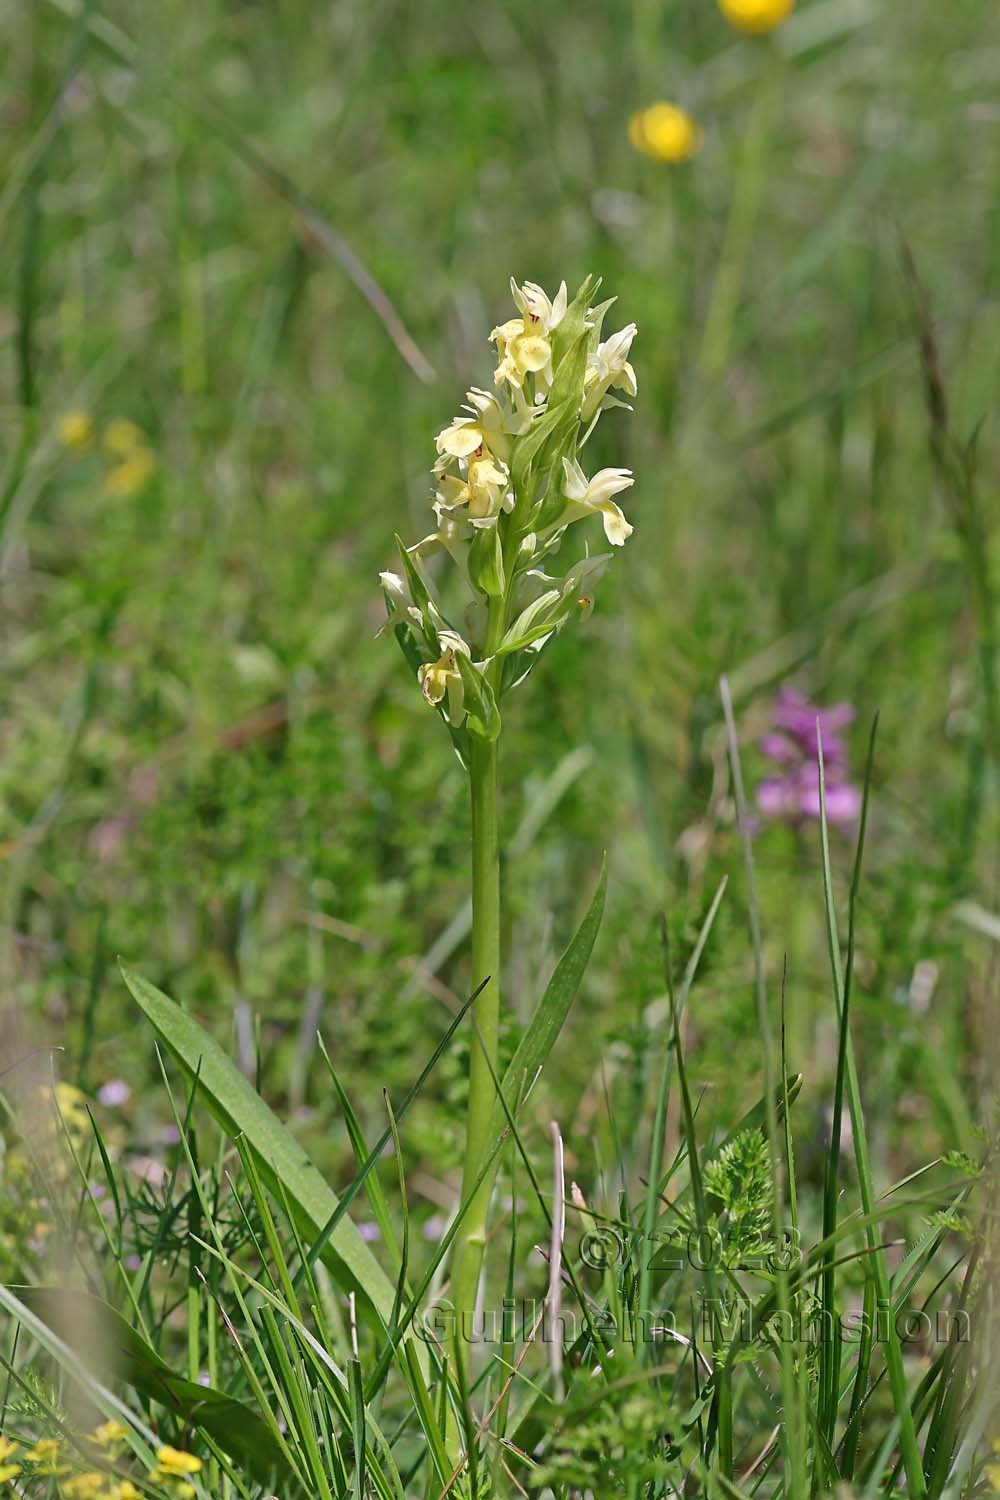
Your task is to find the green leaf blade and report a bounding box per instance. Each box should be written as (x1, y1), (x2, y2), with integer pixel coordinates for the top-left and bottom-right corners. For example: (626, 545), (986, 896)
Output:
(118, 964), (401, 1336)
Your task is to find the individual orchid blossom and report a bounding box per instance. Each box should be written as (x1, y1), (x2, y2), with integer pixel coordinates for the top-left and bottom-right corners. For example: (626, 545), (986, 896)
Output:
(436, 450), (511, 524)
(511, 277), (568, 333)
(436, 388), (517, 463)
(376, 570), (423, 636)
(491, 278), (568, 393)
(582, 323), (638, 423)
(417, 630), (469, 716)
(559, 457), (635, 545)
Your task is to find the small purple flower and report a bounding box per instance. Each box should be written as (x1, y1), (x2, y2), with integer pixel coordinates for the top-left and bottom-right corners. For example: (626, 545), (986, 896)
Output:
(757, 686), (860, 829)
(97, 1079), (132, 1109)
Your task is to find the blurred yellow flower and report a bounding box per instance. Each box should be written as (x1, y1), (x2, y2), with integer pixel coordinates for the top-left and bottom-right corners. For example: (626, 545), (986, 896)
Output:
(0, 1436), (20, 1482)
(26, 1436), (69, 1475)
(717, 0), (795, 34)
(628, 102), (701, 164)
(107, 1484), (140, 1500)
(63, 1472), (106, 1498)
(55, 1081), (90, 1136)
(91, 1420), (128, 1448)
(105, 448), (156, 498)
(103, 419), (144, 457)
(57, 410), (93, 451)
(151, 1446), (202, 1479)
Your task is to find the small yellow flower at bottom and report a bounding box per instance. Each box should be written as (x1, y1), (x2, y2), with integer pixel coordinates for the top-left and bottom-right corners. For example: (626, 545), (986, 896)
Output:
(0, 1436), (19, 1483)
(151, 1445), (203, 1479)
(63, 1471), (107, 1498)
(91, 1420), (129, 1448)
(26, 1436), (70, 1475)
(717, 0), (795, 34)
(58, 410), (94, 452)
(628, 103), (701, 164)
(108, 1485), (140, 1500)
(986, 1460), (1000, 1492)
(104, 448), (156, 498)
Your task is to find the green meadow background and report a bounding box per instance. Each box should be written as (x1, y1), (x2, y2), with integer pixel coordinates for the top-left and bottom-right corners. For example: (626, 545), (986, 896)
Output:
(2, 0), (998, 1199)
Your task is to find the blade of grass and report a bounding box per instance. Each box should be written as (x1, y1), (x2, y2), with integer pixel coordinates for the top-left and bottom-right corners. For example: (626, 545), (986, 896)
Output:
(638, 877), (728, 1361)
(298, 978), (485, 1284)
(818, 714), (877, 1458)
(318, 1042), (403, 1274)
(815, 722), (927, 1498)
(720, 675), (803, 1496)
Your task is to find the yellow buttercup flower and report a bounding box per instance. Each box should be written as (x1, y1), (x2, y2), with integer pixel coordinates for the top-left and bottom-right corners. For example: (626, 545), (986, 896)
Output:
(57, 410), (94, 451)
(717, 0), (795, 34)
(151, 1445), (202, 1479)
(628, 102), (701, 164)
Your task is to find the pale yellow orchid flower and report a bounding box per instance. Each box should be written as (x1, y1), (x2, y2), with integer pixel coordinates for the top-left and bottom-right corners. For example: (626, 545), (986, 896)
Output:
(417, 630), (470, 723)
(435, 451), (510, 524)
(582, 324), (638, 423)
(436, 388), (518, 463)
(491, 278), (568, 392)
(560, 457), (635, 545)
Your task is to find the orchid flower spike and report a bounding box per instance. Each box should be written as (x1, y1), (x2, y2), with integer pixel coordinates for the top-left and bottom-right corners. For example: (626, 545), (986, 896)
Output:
(380, 274), (638, 748)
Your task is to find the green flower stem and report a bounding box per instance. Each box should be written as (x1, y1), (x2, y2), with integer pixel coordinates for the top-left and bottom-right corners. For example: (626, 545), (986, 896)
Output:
(450, 597), (506, 1376)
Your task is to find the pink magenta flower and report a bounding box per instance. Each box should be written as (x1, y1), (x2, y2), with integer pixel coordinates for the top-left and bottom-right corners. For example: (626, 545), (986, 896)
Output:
(757, 687), (860, 828)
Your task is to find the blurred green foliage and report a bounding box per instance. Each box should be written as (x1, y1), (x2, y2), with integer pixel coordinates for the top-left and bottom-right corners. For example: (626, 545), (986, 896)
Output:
(1, 0), (997, 1210)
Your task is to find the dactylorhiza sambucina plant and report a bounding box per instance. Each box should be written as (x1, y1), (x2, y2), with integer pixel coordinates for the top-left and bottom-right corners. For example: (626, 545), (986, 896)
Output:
(379, 275), (637, 1362)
